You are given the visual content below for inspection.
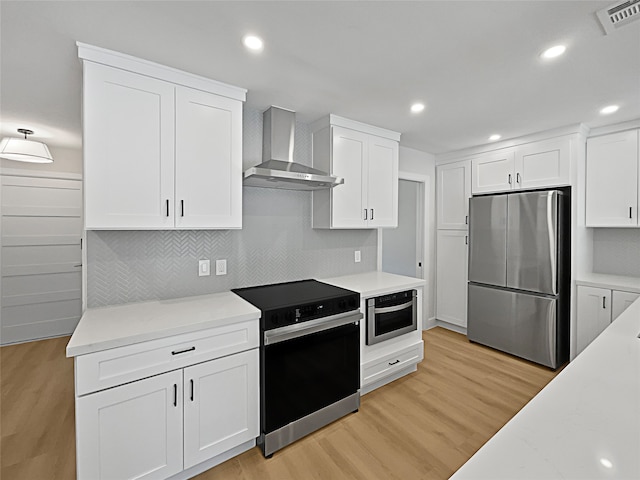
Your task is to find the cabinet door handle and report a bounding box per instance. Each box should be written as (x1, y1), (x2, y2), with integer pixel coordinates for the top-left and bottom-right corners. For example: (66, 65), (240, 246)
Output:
(173, 384), (177, 407)
(190, 379), (194, 402)
(171, 346), (195, 355)
(389, 359), (400, 366)
(465, 215), (468, 225)
(602, 296), (606, 309)
(370, 209), (374, 220)
(508, 174), (512, 185)
(516, 172), (521, 184)
(364, 209), (368, 220)
(165, 199), (170, 217)
(181, 200), (184, 217)
(630, 207), (633, 219)
(465, 235), (468, 245)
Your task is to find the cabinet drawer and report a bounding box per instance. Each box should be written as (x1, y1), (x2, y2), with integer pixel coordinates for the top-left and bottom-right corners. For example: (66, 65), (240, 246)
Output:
(76, 319), (259, 396)
(362, 342), (423, 386)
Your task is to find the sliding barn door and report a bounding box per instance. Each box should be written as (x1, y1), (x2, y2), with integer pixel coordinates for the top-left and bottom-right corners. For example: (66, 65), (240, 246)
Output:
(1, 172), (82, 344)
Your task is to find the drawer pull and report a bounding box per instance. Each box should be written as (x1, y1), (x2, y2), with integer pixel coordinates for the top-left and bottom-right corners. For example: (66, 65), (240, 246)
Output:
(171, 346), (195, 355)
(389, 359), (400, 366)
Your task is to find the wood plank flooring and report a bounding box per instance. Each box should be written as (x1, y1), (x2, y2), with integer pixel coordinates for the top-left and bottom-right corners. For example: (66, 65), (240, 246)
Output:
(0, 328), (559, 480)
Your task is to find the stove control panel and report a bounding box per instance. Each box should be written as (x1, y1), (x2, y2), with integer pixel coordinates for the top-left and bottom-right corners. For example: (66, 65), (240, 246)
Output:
(264, 293), (359, 330)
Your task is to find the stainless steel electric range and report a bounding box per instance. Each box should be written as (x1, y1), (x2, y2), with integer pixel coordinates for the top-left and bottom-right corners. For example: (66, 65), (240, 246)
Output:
(233, 279), (361, 457)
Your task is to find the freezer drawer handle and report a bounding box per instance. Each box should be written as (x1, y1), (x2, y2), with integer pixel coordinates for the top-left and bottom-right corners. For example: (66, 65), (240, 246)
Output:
(171, 346), (196, 355)
(603, 296), (606, 309)
(388, 359), (400, 366)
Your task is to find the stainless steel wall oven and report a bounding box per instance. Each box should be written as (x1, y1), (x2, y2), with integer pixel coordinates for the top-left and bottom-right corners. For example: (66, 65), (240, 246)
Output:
(366, 289), (417, 345)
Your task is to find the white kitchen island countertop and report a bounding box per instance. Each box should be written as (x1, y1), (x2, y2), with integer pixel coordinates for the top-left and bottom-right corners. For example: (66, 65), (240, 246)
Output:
(451, 296), (640, 479)
(320, 271), (425, 298)
(66, 291), (260, 357)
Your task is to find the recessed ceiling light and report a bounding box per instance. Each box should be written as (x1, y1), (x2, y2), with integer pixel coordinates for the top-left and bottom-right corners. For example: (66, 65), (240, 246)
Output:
(488, 134), (501, 141)
(411, 103), (425, 113)
(600, 458), (613, 469)
(541, 45), (566, 59)
(243, 35), (264, 52)
(600, 104), (619, 115)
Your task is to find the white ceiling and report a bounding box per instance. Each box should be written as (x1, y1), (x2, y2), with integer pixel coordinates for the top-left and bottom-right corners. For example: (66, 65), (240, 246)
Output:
(1, 1), (639, 155)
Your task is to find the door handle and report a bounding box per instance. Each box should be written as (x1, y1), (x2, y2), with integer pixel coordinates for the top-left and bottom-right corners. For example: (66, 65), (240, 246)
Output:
(465, 215), (468, 225)
(602, 297), (606, 309)
(388, 359), (400, 366)
(508, 174), (512, 185)
(173, 384), (177, 407)
(171, 346), (195, 355)
(465, 235), (468, 245)
(165, 199), (170, 217)
(364, 209), (368, 220)
(370, 209), (374, 220)
(630, 207), (633, 219)
(181, 200), (184, 217)
(516, 172), (521, 184)
(190, 379), (194, 402)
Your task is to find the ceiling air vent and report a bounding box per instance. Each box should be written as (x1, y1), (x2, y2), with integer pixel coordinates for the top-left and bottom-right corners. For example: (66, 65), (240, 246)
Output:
(597, 0), (640, 35)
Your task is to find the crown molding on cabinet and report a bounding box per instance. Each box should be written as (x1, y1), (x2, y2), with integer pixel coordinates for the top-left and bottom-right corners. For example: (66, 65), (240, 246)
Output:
(588, 118), (640, 138)
(76, 42), (247, 101)
(310, 114), (401, 141)
(435, 123), (588, 165)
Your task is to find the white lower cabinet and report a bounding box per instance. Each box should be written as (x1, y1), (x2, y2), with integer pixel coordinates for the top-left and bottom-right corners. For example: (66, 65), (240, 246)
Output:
(183, 350), (259, 469)
(74, 322), (259, 480)
(577, 286), (640, 355)
(576, 286), (611, 355)
(436, 230), (469, 327)
(76, 370), (184, 480)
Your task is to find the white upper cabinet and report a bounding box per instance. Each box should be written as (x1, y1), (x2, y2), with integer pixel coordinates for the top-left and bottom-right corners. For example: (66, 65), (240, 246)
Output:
(515, 137), (571, 190)
(586, 129), (639, 227)
(437, 160), (471, 229)
(312, 116), (399, 229)
(471, 149), (515, 194)
(79, 43), (246, 230)
(471, 137), (571, 194)
(83, 63), (176, 229)
(175, 88), (242, 229)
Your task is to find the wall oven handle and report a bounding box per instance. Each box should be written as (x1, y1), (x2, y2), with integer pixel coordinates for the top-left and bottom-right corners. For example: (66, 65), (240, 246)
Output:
(371, 300), (414, 315)
(264, 311), (363, 346)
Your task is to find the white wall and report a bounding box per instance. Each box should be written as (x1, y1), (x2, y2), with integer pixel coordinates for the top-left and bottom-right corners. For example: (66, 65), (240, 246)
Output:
(398, 146), (436, 322)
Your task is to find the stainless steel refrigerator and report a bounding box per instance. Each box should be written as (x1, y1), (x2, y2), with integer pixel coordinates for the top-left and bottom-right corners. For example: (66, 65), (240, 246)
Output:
(467, 189), (569, 369)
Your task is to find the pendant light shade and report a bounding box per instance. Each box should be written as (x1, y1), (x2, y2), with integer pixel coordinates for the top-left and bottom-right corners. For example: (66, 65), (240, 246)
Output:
(0, 129), (54, 164)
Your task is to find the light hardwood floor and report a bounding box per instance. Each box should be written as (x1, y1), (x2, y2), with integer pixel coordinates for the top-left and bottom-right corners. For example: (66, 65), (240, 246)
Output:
(0, 327), (558, 479)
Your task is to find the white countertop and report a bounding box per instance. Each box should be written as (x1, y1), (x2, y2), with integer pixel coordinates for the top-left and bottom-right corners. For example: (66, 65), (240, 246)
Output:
(320, 271), (425, 298)
(451, 296), (640, 479)
(66, 291), (260, 357)
(576, 273), (640, 293)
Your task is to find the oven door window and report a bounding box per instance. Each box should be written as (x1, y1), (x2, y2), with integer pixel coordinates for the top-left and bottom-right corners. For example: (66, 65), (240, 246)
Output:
(263, 322), (359, 433)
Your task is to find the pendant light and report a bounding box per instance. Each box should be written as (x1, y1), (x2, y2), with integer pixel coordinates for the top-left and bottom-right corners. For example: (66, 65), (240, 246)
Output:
(0, 129), (54, 163)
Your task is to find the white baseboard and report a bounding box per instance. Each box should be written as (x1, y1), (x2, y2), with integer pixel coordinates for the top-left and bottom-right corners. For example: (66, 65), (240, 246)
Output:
(423, 316), (437, 330)
(433, 319), (467, 335)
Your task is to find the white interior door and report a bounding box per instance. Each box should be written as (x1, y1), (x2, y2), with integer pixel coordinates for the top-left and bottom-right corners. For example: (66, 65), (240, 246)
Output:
(381, 179), (423, 278)
(1, 173), (82, 344)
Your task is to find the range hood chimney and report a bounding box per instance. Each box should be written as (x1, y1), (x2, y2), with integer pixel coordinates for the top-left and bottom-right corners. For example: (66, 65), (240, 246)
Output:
(243, 106), (344, 190)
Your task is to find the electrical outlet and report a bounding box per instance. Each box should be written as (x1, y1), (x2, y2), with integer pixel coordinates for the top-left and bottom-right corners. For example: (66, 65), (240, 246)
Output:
(354, 250), (361, 263)
(216, 259), (227, 276)
(198, 259), (210, 277)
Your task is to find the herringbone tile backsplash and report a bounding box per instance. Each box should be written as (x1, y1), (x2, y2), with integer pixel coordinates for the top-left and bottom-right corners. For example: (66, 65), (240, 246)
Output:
(86, 107), (378, 307)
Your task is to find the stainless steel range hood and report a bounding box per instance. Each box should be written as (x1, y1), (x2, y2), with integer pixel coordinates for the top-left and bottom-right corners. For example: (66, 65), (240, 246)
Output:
(243, 106), (344, 191)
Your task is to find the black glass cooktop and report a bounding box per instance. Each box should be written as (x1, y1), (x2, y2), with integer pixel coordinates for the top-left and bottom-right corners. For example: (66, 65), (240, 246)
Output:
(232, 279), (359, 330)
